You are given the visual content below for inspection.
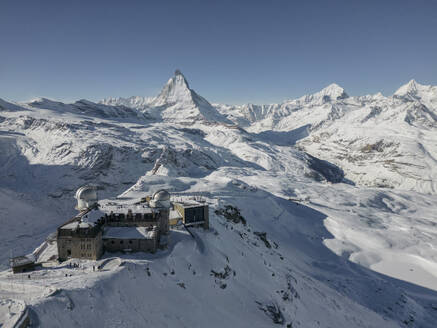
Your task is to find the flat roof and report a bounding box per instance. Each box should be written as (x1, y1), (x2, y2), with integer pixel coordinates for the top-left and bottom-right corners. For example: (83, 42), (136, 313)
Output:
(103, 226), (156, 240)
(81, 209), (106, 223)
(10, 255), (35, 267)
(99, 203), (154, 215)
(60, 221), (94, 230)
(174, 201), (207, 209)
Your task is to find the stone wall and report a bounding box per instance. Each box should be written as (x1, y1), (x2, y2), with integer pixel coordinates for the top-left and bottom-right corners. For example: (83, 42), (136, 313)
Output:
(57, 208), (169, 261)
(104, 221), (157, 228)
(103, 235), (157, 253)
(157, 209), (170, 234)
(58, 231), (103, 261)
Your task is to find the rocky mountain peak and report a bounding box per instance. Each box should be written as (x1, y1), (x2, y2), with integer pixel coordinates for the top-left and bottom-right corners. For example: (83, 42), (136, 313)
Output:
(317, 83), (349, 101)
(394, 79), (420, 98)
(299, 83), (349, 104)
(393, 80), (437, 107)
(151, 70), (193, 106)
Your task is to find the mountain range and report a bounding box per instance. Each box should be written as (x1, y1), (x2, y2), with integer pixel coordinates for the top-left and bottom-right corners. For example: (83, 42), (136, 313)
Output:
(1, 71), (437, 327)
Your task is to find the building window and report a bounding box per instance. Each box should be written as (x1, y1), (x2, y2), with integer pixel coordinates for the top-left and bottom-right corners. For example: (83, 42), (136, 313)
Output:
(120, 240), (124, 244)
(129, 240), (132, 244)
(111, 240), (115, 244)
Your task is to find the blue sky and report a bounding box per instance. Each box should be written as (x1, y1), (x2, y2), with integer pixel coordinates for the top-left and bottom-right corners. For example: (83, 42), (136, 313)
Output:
(1, 0), (436, 104)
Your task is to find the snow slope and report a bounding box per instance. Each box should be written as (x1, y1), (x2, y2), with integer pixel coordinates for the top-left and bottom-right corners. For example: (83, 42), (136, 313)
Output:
(1, 73), (437, 327)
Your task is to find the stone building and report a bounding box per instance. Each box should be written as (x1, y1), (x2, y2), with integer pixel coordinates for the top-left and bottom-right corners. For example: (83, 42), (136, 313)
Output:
(56, 187), (172, 261)
(103, 226), (159, 253)
(57, 221), (103, 261)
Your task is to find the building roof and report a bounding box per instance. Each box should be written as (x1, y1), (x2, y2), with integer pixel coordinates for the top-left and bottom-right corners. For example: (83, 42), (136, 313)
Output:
(99, 203), (154, 215)
(10, 255), (35, 267)
(103, 226), (157, 240)
(174, 201), (207, 209)
(81, 209), (106, 223)
(60, 221), (94, 230)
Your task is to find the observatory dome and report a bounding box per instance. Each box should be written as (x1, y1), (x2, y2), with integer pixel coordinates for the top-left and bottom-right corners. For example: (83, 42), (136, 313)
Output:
(75, 186), (98, 210)
(153, 190), (170, 202)
(149, 189), (171, 208)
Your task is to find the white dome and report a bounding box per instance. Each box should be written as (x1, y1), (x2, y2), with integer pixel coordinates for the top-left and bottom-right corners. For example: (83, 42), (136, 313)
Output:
(75, 186), (98, 210)
(149, 189), (171, 209)
(152, 190), (170, 202)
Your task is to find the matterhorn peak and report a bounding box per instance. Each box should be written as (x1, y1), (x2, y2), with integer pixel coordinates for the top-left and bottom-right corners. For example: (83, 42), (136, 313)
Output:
(151, 70), (194, 107)
(172, 69), (190, 88)
(146, 70), (230, 123)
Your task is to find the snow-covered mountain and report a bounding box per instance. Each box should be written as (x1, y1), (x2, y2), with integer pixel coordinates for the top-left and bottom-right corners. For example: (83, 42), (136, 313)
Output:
(1, 73), (437, 327)
(100, 95), (155, 109)
(394, 79), (437, 106)
(101, 70), (230, 123)
(215, 80), (437, 194)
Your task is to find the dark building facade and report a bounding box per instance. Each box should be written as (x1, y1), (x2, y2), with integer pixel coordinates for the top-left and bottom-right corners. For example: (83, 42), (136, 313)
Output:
(173, 202), (209, 229)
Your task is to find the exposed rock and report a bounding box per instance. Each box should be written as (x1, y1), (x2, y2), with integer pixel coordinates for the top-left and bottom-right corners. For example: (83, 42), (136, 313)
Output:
(256, 301), (284, 325)
(253, 231), (271, 248)
(304, 153), (344, 183)
(210, 265), (233, 280)
(215, 205), (247, 225)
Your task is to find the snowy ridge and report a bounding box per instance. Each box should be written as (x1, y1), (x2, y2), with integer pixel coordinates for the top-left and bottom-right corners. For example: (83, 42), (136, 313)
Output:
(26, 97), (149, 120)
(215, 80), (437, 194)
(0, 98), (26, 112)
(100, 95), (155, 109)
(295, 83), (349, 104)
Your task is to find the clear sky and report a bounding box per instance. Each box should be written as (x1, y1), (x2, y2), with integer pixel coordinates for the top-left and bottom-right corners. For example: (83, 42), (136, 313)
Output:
(1, 0), (436, 104)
